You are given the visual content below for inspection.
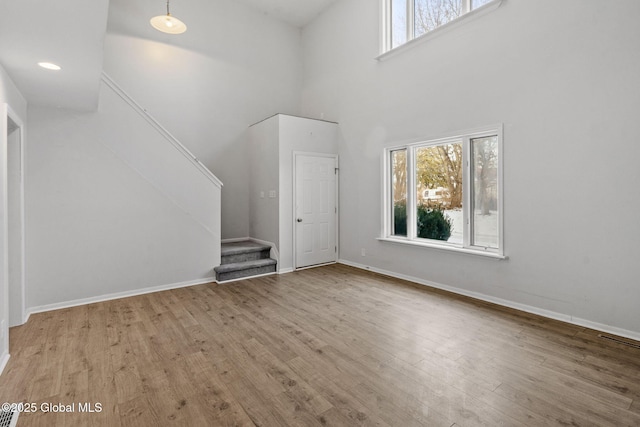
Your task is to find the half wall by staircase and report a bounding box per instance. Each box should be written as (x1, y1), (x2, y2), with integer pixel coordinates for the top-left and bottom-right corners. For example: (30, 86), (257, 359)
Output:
(24, 75), (222, 315)
(100, 73), (222, 234)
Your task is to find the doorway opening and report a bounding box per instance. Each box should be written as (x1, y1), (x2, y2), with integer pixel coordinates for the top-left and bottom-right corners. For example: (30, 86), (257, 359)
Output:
(6, 107), (25, 327)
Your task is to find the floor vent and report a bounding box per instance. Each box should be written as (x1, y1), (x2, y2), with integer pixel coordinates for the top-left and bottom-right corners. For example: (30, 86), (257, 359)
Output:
(598, 334), (640, 349)
(0, 409), (19, 427)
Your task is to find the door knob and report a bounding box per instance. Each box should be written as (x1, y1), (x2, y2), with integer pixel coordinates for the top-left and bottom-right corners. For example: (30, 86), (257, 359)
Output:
(297, 218), (303, 222)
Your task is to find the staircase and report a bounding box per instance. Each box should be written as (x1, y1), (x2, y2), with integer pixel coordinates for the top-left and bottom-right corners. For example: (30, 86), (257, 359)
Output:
(214, 241), (277, 282)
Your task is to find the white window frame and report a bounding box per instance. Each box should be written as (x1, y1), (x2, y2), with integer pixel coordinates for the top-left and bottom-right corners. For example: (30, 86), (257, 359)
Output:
(379, 0), (503, 58)
(380, 125), (505, 259)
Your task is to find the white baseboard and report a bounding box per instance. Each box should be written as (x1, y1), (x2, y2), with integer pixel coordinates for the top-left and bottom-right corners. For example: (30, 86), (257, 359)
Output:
(0, 352), (9, 376)
(338, 259), (640, 342)
(26, 276), (215, 318)
(294, 261), (338, 271)
(278, 267), (294, 274)
(217, 271), (277, 284)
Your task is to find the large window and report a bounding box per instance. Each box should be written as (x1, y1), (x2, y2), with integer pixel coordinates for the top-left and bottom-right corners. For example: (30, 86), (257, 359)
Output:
(384, 126), (503, 257)
(382, 0), (502, 53)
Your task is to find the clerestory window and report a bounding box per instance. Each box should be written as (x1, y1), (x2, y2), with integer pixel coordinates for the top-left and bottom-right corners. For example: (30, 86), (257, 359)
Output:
(382, 0), (502, 54)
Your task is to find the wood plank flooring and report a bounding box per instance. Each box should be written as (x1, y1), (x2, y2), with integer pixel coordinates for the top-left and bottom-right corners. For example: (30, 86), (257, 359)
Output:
(1, 264), (639, 426)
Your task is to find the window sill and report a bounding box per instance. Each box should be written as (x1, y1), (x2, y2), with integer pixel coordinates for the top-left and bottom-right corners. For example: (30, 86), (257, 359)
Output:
(377, 0), (503, 62)
(377, 237), (507, 260)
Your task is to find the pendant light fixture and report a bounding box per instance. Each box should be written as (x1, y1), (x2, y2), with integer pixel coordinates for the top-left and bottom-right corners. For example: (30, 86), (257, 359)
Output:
(150, 0), (187, 34)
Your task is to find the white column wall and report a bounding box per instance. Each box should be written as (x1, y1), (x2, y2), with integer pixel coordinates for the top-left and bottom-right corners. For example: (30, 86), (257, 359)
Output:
(278, 115), (338, 271)
(249, 115), (281, 249)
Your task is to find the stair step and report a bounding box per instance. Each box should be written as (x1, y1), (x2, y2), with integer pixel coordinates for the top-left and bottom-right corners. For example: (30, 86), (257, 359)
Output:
(220, 241), (271, 265)
(221, 243), (271, 256)
(214, 258), (277, 282)
(215, 258), (277, 273)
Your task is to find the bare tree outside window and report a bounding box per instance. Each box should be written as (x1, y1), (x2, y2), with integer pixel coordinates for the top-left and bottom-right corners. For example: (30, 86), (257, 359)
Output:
(416, 143), (463, 209)
(386, 0), (500, 52)
(415, 0), (462, 37)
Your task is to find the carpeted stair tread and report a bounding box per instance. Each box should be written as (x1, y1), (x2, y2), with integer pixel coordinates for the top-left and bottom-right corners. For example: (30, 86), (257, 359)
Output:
(220, 241), (272, 265)
(221, 242), (271, 256)
(216, 241), (277, 281)
(214, 258), (277, 274)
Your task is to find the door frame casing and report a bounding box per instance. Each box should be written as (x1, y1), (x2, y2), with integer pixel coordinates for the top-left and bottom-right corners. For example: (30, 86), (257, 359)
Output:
(292, 151), (339, 270)
(3, 103), (27, 328)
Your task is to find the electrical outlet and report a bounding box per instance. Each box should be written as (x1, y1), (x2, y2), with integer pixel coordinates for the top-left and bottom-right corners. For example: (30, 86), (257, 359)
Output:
(268, 190), (277, 198)
(260, 191), (265, 198)
(361, 248), (366, 257)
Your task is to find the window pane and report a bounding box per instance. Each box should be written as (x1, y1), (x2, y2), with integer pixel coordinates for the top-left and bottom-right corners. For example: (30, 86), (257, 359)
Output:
(471, 135), (499, 248)
(391, 149), (407, 236)
(471, 0), (492, 10)
(391, 0), (408, 49)
(415, 143), (461, 243)
(414, 0), (463, 37)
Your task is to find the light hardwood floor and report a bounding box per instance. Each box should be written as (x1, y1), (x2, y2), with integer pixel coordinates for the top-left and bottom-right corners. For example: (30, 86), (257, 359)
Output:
(1, 264), (639, 426)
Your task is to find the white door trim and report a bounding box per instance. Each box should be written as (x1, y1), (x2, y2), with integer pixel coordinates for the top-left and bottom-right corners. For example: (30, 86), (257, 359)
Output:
(3, 104), (27, 327)
(292, 151), (339, 270)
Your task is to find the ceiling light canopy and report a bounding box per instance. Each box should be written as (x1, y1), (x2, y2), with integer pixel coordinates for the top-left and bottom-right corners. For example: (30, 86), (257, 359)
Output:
(38, 62), (61, 71)
(150, 0), (187, 34)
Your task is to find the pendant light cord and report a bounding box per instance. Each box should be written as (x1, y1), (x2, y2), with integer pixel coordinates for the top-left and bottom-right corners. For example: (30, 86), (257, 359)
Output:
(166, 0), (170, 15)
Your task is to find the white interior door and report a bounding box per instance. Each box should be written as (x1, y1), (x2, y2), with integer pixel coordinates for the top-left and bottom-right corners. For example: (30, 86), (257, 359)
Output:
(295, 154), (337, 269)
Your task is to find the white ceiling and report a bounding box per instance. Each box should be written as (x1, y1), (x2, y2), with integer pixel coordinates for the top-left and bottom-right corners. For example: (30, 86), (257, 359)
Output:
(0, 0), (337, 111)
(0, 0), (110, 110)
(234, 0), (340, 27)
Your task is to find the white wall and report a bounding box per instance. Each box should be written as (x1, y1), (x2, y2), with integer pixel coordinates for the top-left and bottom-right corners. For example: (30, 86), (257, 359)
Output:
(25, 79), (220, 311)
(0, 65), (27, 372)
(105, 0), (303, 239)
(0, 0), (109, 110)
(249, 116), (280, 249)
(98, 76), (222, 237)
(300, 0), (640, 338)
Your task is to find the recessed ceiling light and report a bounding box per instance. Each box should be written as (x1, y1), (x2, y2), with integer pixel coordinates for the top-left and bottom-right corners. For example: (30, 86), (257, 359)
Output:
(38, 62), (61, 71)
